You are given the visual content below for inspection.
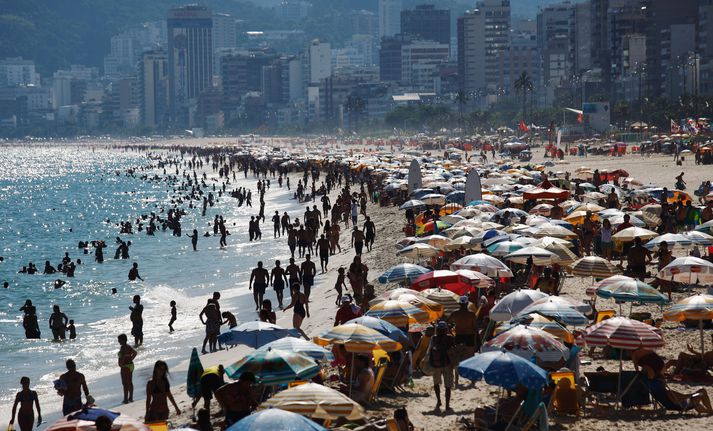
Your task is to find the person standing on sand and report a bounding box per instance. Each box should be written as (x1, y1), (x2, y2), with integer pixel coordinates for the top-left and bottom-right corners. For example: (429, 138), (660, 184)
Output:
(117, 333), (136, 404)
(145, 360), (181, 422)
(249, 261), (270, 311)
(283, 283), (310, 340)
(9, 376), (41, 431)
(317, 234), (330, 273)
(363, 216), (376, 252)
(58, 359), (90, 415)
(351, 226), (365, 256)
(270, 260), (288, 309)
(129, 295), (144, 347)
(300, 254), (317, 300)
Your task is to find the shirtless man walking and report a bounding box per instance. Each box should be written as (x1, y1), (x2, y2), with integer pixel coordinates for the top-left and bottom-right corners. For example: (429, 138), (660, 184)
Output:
(300, 255), (317, 301)
(270, 260), (288, 309)
(58, 359), (90, 415)
(249, 261), (270, 311)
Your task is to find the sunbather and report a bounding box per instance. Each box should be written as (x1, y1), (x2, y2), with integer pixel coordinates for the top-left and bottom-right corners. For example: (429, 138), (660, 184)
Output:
(643, 377), (713, 414)
(663, 338), (713, 376)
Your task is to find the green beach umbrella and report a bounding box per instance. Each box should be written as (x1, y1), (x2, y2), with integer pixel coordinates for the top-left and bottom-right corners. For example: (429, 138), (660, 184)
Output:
(186, 347), (204, 399)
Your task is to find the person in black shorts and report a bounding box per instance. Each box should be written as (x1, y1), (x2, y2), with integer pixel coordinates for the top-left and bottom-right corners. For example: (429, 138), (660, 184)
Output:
(249, 261), (270, 312)
(363, 216), (376, 252)
(270, 260), (288, 309)
(317, 234), (330, 273)
(300, 255), (316, 300)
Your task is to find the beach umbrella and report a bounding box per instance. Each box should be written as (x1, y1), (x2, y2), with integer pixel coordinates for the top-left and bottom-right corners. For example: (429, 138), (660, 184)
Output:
(470, 203), (499, 213)
(529, 203), (553, 216)
(585, 275), (635, 296)
(421, 288), (461, 316)
(46, 409), (149, 431)
(595, 279), (668, 306)
(608, 215), (646, 228)
(481, 326), (569, 363)
(365, 299), (437, 326)
(415, 234), (450, 249)
(493, 208), (529, 219)
(663, 294), (713, 355)
(532, 223), (578, 239)
(441, 214), (465, 225)
(225, 348), (320, 384)
(226, 408), (327, 431)
(564, 211), (599, 226)
(504, 313), (574, 344)
(695, 219), (713, 233)
(611, 226), (658, 242)
(186, 347), (204, 399)
(518, 299), (589, 326)
(456, 208), (481, 218)
(451, 253), (514, 278)
(683, 231), (713, 246)
(373, 287), (423, 301)
(446, 191), (466, 203)
(446, 226), (483, 240)
(416, 220), (451, 235)
(399, 199), (426, 210)
(313, 323), (402, 353)
(346, 316), (410, 346)
(525, 215), (550, 226)
(489, 289), (550, 322)
(397, 243), (440, 258)
(421, 193), (447, 205)
(443, 236), (479, 251)
(538, 242), (578, 265)
(394, 236), (418, 250)
(458, 350), (548, 390)
(219, 321), (294, 349)
(656, 256), (713, 285)
(378, 263), (429, 284)
(531, 236), (572, 247)
(582, 317), (664, 403)
(453, 269), (495, 288)
(259, 383), (365, 421)
(257, 338), (334, 363)
(482, 233), (524, 248)
(529, 295), (592, 315)
(572, 202), (605, 213)
(504, 246), (560, 265)
(410, 269), (478, 294)
(569, 256), (621, 279)
(440, 203), (464, 215)
(486, 240), (524, 257)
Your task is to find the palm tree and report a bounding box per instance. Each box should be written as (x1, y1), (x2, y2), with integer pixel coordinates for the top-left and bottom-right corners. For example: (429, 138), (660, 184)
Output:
(514, 72), (534, 123)
(344, 95), (366, 132)
(454, 90), (470, 130)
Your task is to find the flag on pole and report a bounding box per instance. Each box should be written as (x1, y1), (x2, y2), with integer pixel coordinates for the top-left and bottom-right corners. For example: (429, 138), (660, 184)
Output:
(577, 113), (583, 123)
(519, 120), (529, 133)
(671, 119), (680, 134)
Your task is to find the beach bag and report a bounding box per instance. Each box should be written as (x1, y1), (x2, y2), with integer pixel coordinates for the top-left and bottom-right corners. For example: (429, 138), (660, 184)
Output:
(419, 343), (435, 376)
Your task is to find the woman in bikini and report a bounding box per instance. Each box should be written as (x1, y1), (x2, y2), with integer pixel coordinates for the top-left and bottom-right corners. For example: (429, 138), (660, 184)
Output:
(283, 283), (310, 340)
(145, 360), (181, 422)
(10, 376), (41, 431)
(117, 333), (137, 404)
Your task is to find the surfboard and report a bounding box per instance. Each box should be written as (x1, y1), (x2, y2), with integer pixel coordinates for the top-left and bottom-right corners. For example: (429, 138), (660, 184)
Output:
(464, 169), (482, 203)
(407, 159), (422, 193)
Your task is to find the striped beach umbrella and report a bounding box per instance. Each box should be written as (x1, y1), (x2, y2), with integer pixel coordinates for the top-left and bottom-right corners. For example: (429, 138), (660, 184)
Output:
(539, 242), (578, 265)
(644, 233), (693, 251)
(482, 325), (569, 363)
(365, 299), (437, 326)
(595, 279), (669, 304)
(314, 323), (402, 353)
(257, 338), (334, 363)
(489, 289), (550, 322)
(569, 256), (621, 279)
(421, 193), (447, 205)
(378, 263), (430, 284)
(504, 313), (574, 344)
(518, 298), (589, 326)
(451, 253), (514, 278)
(529, 203), (553, 216)
(486, 241), (524, 257)
(504, 246), (560, 265)
(416, 220), (452, 236)
(529, 295), (592, 315)
(657, 256), (713, 285)
(585, 274), (635, 296)
(664, 294), (713, 355)
(683, 231), (713, 246)
(611, 226), (658, 242)
(421, 288), (461, 316)
(46, 409), (149, 431)
(532, 223), (578, 239)
(440, 203), (464, 215)
(346, 316), (410, 346)
(259, 383), (365, 420)
(444, 236), (479, 251)
(225, 348), (320, 384)
(414, 234), (450, 250)
(396, 243), (440, 258)
(373, 287), (423, 301)
(410, 269), (484, 295)
(226, 409), (327, 431)
(695, 219), (713, 233)
(399, 199), (426, 210)
(582, 317), (663, 350)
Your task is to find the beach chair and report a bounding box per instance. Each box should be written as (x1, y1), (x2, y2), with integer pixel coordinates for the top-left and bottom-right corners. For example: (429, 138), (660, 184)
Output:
(412, 333), (431, 372)
(145, 422), (168, 431)
(595, 309), (615, 323)
(550, 371), (580, 416)
(383, 351), (410, 393)
(368, 358), (389, 404)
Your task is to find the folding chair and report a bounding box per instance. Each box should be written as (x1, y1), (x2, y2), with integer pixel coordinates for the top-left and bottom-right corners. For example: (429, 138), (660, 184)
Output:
(145, 422), (168, 431)
(368, 358), (388, 404)
(550, 371), (580, 416)
(595, 309), (615, 323)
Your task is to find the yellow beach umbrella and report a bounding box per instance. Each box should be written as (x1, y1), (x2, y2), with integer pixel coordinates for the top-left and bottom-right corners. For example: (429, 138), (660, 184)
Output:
(313, 323), (402, 353)
(564, 211), (599, 226)
(259, 382), (366, 420)
(364, 299), (438, 326)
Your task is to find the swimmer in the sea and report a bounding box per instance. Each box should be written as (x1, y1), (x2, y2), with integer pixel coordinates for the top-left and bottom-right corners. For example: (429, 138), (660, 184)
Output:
(128, 262), (143, 281)
(188, 229), (198, 251)
(168, 300), (177, 333)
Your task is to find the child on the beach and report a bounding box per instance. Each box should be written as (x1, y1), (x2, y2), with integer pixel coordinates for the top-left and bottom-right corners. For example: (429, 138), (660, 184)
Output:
(334, 267), (347, 305)
(168, 301), (177, 333)
(67, 320), (76, 340)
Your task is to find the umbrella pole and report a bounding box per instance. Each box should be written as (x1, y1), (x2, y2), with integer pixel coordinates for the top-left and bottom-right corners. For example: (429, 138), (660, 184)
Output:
(349, 352), (355, 398)
(617, 349), (623, 410)
(701, 320), (705, 360)
(494, 387), (502, 423)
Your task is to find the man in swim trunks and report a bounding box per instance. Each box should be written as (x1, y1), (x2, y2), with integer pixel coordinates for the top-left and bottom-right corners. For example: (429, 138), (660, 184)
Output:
(249, 261), (270, 312)
(317, 234), (331, 273)
(363, 216), (376, 252)
(351, 226), (365, 256)
(285, 258), (301, 299)
(129, 295), (143, 347)
(58, 359), (89, 415)
(300, 254), (317, 300)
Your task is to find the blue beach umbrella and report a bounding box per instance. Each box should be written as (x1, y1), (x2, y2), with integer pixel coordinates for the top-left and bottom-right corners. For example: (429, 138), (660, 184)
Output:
(446, 191), (466, 203)
(226, 409), (327, 431)
(257, 338), (334, 362)
(517, 299), (589, 326)
(346, 315), (410, 346)
(218, 321), (294, 348)
(225, 348), (320, 385)
(467, 200), (490, 206)
(458, 350), (548, 390)
(595, 279), (669, 304)
(378, 263), (430, 284)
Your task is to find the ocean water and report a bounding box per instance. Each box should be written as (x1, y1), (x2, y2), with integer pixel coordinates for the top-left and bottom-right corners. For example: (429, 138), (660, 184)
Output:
(0, 145), (298, 424)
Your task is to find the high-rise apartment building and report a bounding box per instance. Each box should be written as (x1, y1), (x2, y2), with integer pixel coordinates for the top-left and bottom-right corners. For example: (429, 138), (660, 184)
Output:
(306, 39), (331, 84)
(167, 5), (213, 121)
(0, 57), (40, 87)
(457, 1), (511, 94)
(400, 5), (451, 46)
(139, 50), (169, 128)
(401, 40), (450, 91)
(537, 2), (575, 86)
(379, 0), (403, 39)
